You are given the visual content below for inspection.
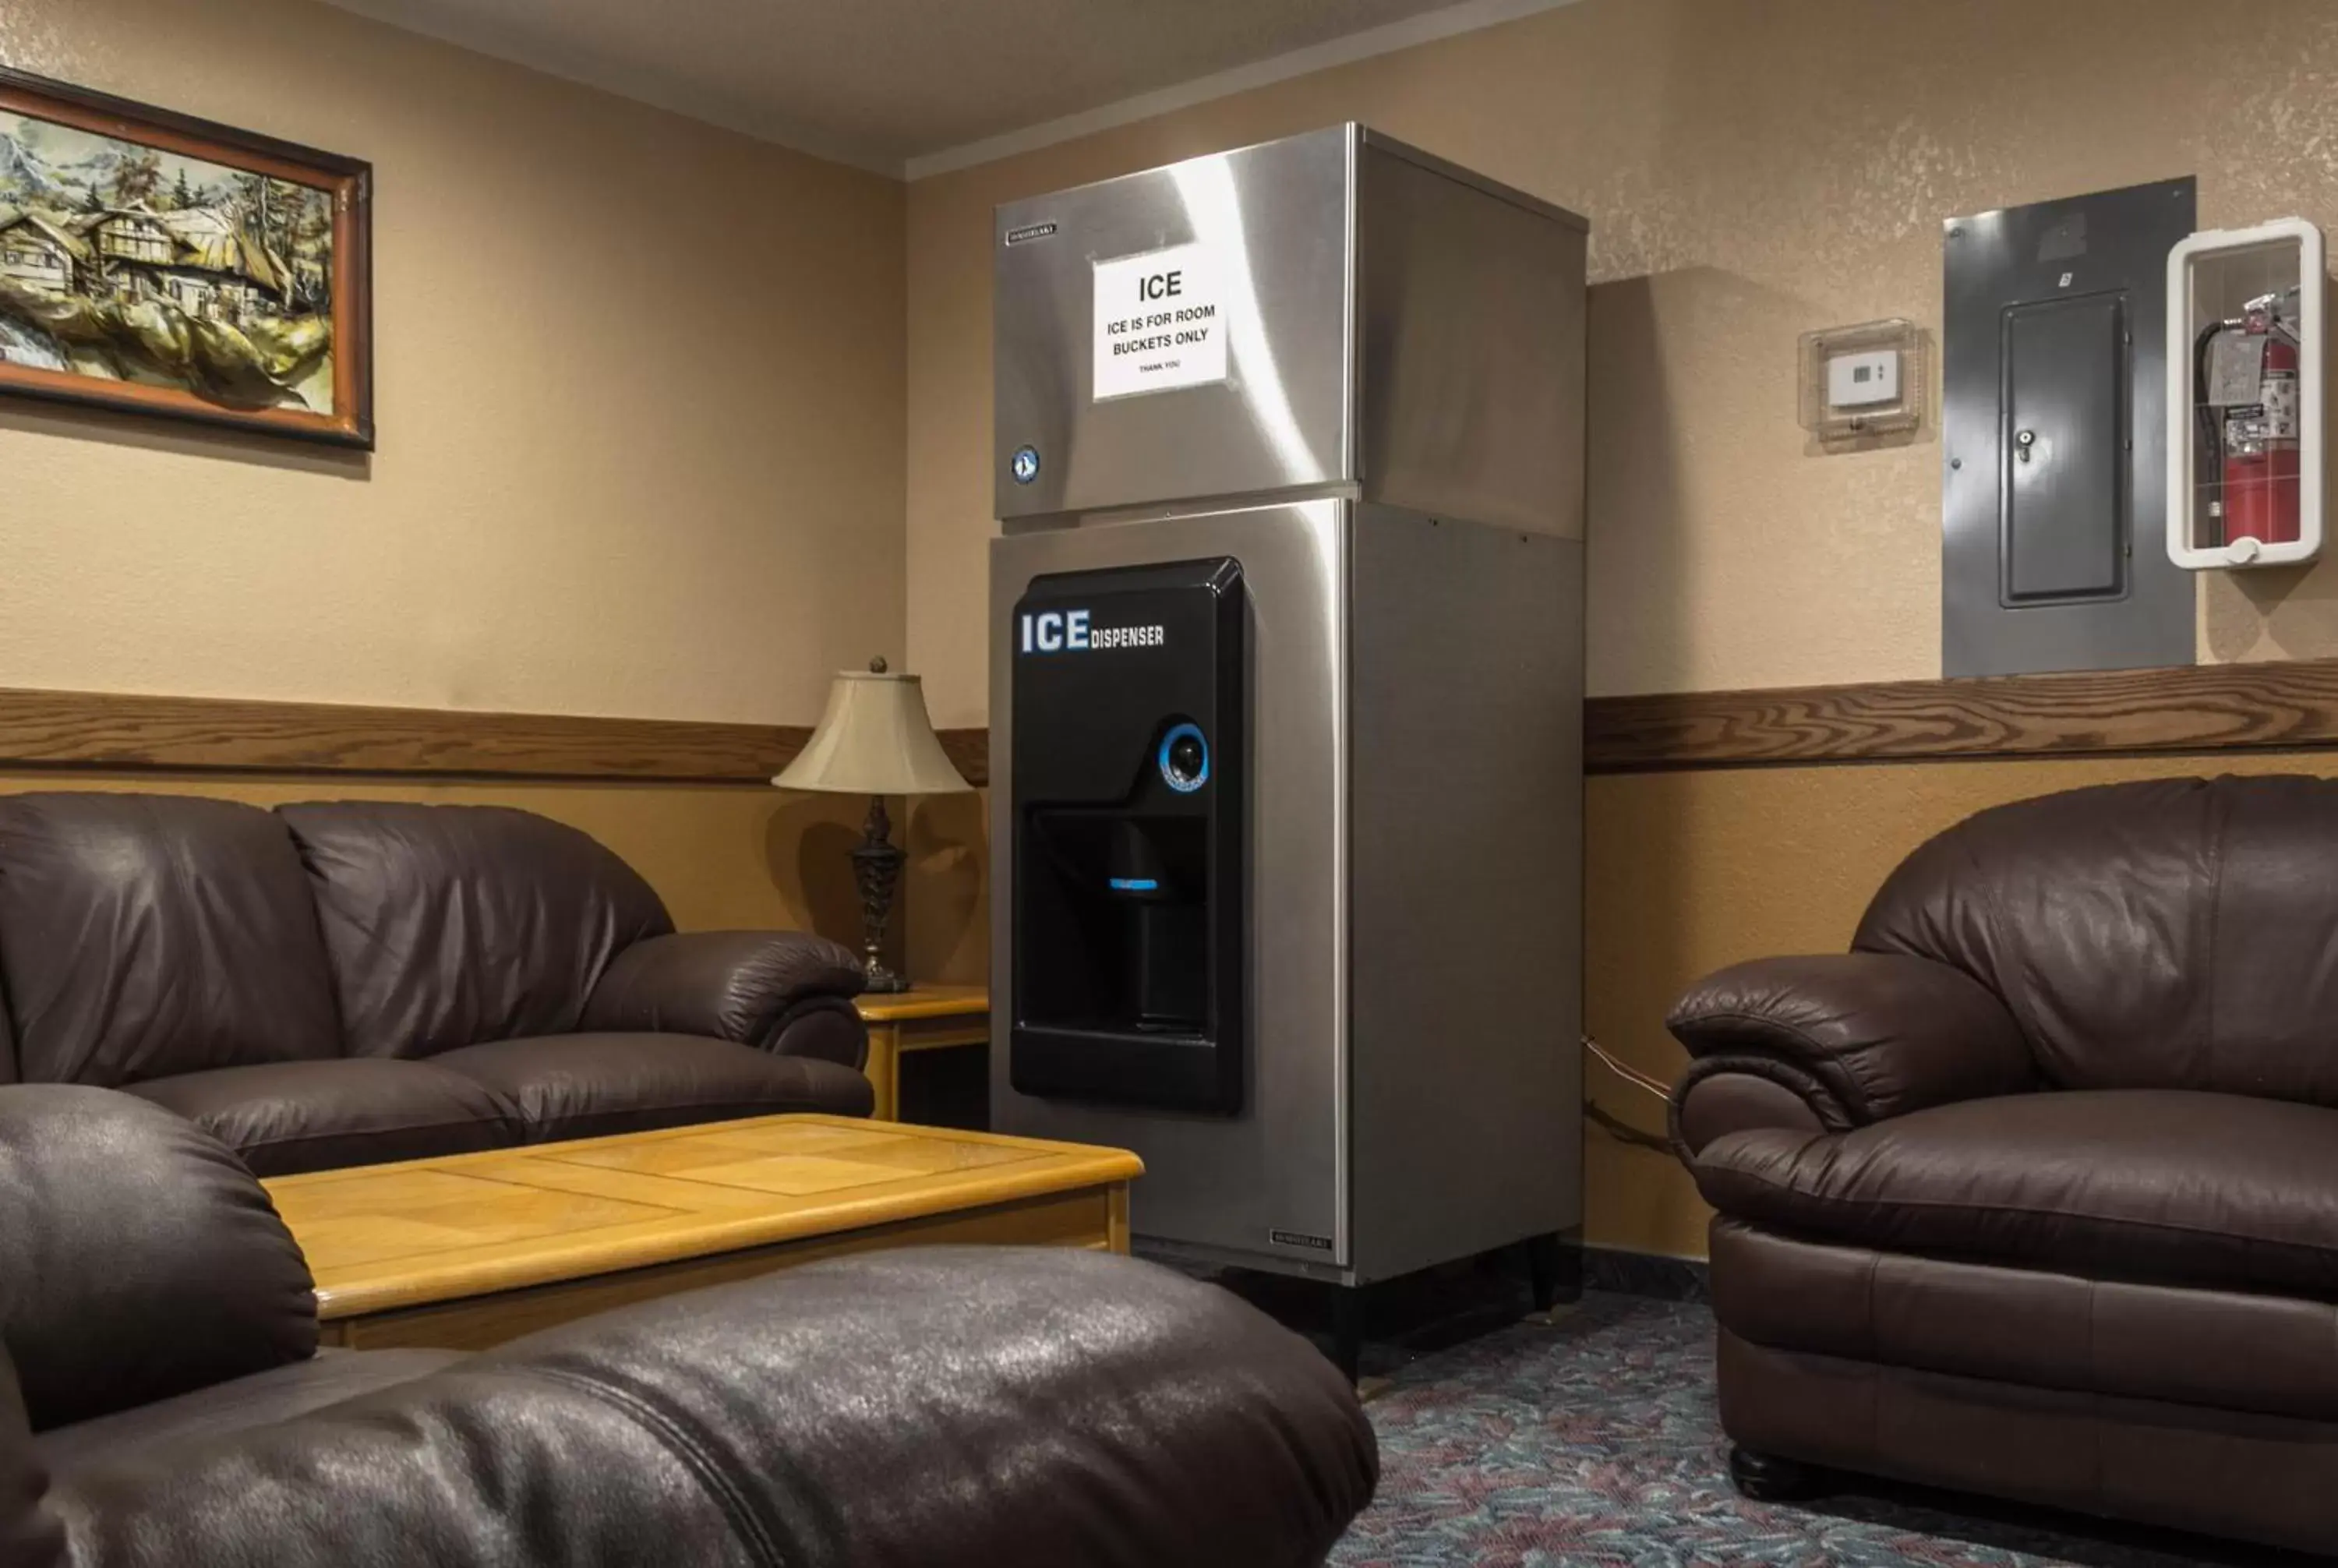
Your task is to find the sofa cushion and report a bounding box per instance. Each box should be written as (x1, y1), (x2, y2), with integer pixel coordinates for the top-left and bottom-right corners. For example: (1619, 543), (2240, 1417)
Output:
(34, 1349), (461, 1475)
(1693, 1089), (2338, 1298)
(0, 794), (342, 1086)
(277, 802), (673, 1060)
(429, 1032), (874, 1142)
(460, 1248), (1378, 1568)
(125, 1059), (521, 1177)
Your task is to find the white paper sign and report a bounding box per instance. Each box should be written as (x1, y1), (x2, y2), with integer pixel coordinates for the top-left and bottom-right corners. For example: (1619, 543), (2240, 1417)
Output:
(1092, 242), (1228, 401)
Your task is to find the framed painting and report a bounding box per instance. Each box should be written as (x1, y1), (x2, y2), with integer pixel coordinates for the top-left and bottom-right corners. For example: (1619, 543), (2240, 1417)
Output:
(0, 65), (372, 449)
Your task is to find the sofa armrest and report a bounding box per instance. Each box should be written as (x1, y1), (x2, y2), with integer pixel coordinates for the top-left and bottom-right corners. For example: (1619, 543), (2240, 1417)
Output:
(582, 931), (868, 1066)
(0, 1086), (316, 1433)
(1666, 953), (2034, 1155)
(37, 1249), (1376, 1568)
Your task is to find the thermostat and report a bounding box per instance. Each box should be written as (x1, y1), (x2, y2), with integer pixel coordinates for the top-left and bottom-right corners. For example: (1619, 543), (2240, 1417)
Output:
(1828, 348), (1900, 408)
(1798, 317), (1925, 443)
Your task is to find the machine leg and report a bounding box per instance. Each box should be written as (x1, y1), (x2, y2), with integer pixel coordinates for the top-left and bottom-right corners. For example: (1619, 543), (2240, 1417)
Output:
(1526, 1231), (1578, 1312)
(1729, 1446), (1825, 1503)
(1330, 1285), (1364, 1384)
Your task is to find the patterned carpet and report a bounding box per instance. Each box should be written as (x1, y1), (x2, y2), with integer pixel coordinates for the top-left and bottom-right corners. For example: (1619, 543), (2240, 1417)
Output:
(1328, 1292), (2307, 1568)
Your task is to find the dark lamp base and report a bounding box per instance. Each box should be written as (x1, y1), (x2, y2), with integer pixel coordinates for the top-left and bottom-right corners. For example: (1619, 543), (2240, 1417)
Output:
(862, 962), (911, 994)
(852, 793), (911, 997)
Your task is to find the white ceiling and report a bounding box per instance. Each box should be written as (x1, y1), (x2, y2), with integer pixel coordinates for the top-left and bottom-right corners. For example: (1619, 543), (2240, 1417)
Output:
(322, 0), (1569, 178)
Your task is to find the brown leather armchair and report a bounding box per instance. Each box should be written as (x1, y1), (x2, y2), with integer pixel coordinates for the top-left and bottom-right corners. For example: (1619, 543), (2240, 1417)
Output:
(1669, 775), (2338, 1556)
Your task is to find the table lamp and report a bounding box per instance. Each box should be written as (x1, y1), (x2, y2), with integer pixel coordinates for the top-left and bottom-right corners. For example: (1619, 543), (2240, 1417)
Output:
(773, 658), (971, 993)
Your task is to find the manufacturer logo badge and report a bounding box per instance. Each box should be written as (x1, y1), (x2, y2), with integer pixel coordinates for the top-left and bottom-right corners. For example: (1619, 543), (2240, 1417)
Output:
(1005, 221), (1058, 246)
(1270, 1230), (1333, 1252)
(1010, 444), (1040, 485)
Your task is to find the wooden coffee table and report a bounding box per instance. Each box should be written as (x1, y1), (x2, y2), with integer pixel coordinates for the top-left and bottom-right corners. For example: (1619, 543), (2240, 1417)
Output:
(263, 1115), (1142, 1352)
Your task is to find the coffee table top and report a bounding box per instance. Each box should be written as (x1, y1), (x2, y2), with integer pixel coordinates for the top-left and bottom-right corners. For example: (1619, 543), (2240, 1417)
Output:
(263, 1115), (1143, 1321)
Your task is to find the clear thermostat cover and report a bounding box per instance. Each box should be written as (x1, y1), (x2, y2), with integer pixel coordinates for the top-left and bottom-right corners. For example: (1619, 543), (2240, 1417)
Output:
(1798, 317), (1927, 443)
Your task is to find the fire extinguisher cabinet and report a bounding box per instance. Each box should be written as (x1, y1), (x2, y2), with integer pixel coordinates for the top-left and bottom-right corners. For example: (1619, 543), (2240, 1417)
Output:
(2167, 217), (2325, 570)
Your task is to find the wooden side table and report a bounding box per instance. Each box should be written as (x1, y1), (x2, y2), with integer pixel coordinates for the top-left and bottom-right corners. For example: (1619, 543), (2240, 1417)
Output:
(855, 984), (990, 1123)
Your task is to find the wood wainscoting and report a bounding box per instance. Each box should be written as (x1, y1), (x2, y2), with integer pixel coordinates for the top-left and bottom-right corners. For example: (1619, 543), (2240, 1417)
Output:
(10, 656), (2338, 786)
(9, 658), (2338, 786)
(1586, 656), (2338, 773)
(0, 686), (989, 786)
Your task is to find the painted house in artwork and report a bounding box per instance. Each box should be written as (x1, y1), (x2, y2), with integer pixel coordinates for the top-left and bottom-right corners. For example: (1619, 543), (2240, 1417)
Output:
(87, 203), (291, 322)
(0, 206), (91, 297)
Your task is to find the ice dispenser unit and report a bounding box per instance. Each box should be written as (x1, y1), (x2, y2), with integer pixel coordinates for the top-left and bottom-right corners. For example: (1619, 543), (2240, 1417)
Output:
(1011, 557), (1246, 1113)
(989, 125), (1588, 1361)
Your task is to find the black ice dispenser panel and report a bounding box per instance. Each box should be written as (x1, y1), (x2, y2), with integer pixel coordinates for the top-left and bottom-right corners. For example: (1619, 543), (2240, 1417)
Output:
(1010, 556), (1246, 1114)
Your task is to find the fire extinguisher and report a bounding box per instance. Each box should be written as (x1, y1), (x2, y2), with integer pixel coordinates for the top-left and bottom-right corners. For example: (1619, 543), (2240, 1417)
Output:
(2198, 291), (2303, 547)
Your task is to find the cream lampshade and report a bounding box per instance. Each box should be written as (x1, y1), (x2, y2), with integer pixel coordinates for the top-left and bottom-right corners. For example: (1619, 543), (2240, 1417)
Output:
(774, 659), (969, 993)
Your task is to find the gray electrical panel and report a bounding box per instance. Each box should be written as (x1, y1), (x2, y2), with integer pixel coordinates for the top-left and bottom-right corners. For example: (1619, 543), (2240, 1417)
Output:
(1942, 178), (2197, 677)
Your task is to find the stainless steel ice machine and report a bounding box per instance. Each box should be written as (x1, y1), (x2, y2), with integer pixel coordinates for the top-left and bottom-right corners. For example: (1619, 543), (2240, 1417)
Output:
(989, 125), (1587, 1332)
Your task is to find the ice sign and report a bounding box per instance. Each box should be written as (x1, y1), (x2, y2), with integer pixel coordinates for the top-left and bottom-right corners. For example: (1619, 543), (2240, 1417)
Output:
(1092, 242), (1230, 401)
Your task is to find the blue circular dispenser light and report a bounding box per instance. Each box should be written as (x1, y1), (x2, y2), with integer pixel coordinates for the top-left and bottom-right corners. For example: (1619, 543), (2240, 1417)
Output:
(1011, 444), (1041, 484)
(1158, 722), (1210, 793)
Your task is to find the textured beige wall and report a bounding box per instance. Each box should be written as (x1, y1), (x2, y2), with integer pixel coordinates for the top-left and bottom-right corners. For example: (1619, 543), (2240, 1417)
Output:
(902, 786), (991, 986)
(906, 0), (2338, 722)
(0, 0), (906, 725)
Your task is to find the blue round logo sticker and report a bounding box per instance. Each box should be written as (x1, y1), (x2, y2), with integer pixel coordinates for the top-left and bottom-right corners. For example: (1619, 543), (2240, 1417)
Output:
(1011, 445), (1041, 485)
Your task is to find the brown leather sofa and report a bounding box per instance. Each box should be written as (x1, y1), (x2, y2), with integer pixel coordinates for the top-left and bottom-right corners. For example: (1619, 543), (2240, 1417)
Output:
(1668, 775), (2338, 1555)
(0, 792), (875, 1175)
(2, 1084), (1379, 1566)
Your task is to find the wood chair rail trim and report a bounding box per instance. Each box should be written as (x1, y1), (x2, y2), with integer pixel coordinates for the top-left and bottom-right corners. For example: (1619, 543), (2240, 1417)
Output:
(0, 685), (989, 786)
(10, 656), (2336, 785)
(1585, 657), (2338, 772)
